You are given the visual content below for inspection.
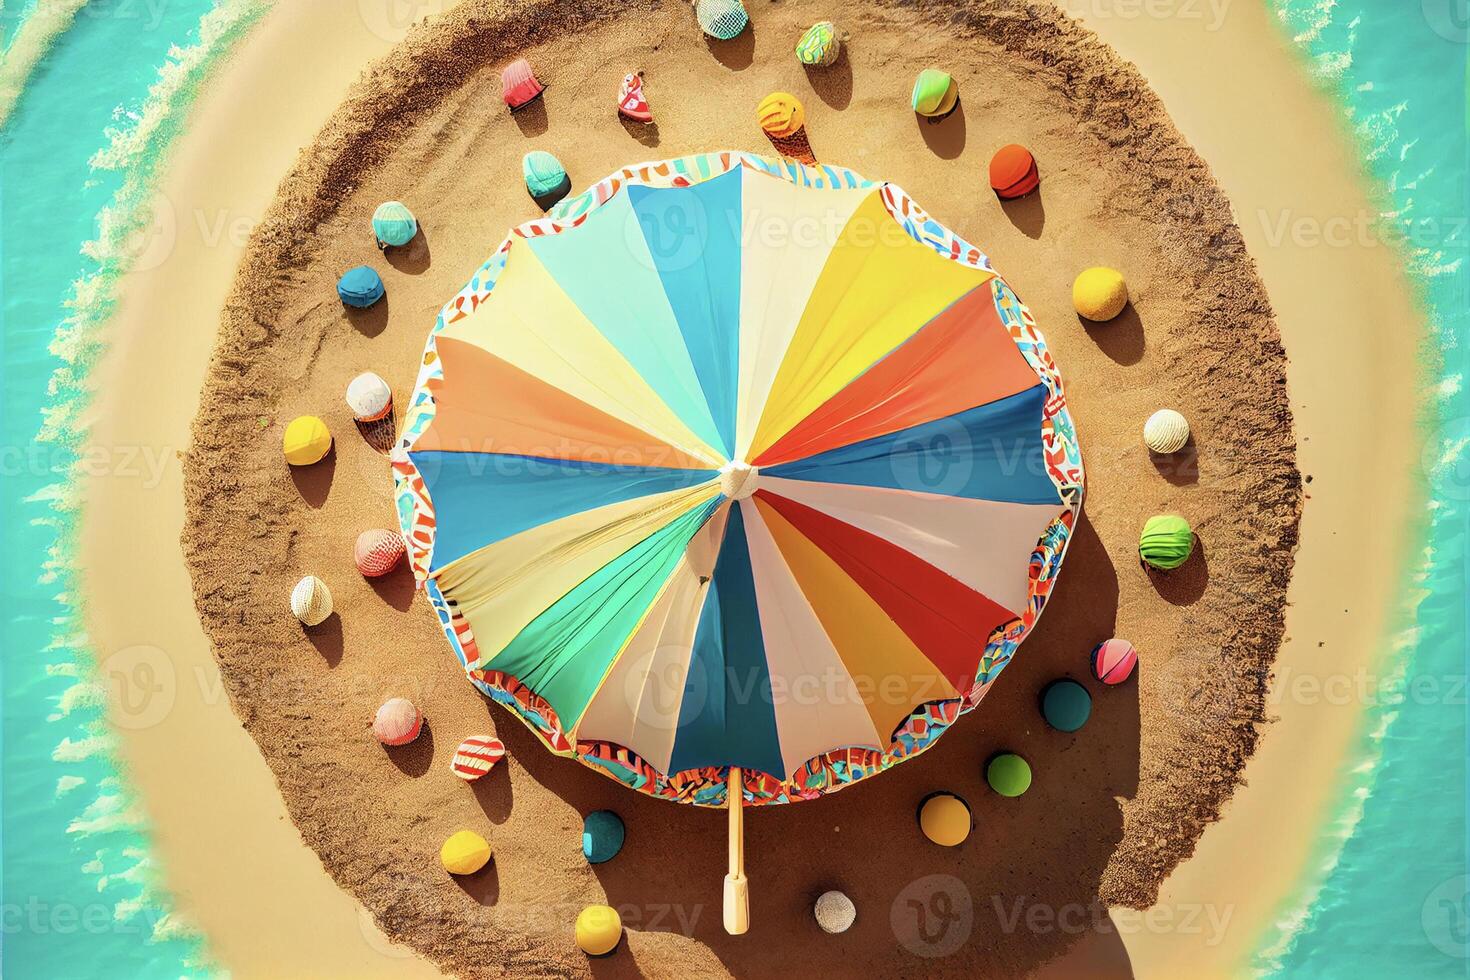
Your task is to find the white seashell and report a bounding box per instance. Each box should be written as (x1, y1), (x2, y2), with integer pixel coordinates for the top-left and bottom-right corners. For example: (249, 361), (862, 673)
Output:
(291, 575), (333, 626)
(1143, 409), (1190, 454)
(345, 371), (393, 422)
(814, 890), (856, 934)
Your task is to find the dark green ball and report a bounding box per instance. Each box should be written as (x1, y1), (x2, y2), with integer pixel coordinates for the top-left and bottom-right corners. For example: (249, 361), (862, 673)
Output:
(1041, 679), (1092, 732)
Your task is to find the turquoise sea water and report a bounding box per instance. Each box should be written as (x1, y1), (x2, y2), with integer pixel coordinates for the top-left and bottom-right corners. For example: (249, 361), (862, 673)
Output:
(0, 0), (265, 975)
(1253, 1), (1470, 976)
(0, 1), (1463, 977)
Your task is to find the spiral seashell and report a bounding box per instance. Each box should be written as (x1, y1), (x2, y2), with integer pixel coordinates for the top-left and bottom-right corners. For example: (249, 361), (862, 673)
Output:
(1143, 409), (1190, 454)
(290, 575), (333, 626)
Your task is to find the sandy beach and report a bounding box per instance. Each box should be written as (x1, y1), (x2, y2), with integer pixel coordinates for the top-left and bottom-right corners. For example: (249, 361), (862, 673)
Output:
(77, 1), (1419, 977)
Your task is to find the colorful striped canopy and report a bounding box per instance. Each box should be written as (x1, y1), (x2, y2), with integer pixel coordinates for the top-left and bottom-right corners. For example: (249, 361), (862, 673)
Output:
(394, 152), (1084, 808)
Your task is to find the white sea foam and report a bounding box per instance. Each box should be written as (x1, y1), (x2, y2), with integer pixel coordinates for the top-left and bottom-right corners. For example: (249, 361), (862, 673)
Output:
(0, 0), (91, 129)
(40, 0), (271, 447)
(1253, 608), (1419, 973)
(52, 733), (113, 762)
(24, 0), (272, 961)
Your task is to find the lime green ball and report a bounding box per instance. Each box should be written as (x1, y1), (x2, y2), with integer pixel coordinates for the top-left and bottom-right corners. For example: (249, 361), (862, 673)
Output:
(1139, 514), (1195, 570)
(986, 753), (1032, 797)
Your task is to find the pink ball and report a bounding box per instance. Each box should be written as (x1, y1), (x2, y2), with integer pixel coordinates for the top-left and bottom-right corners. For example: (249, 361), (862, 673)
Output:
(355, 528), (406, 577)
(374, 697), (422, 745)
(1091, 639), (1138, 685)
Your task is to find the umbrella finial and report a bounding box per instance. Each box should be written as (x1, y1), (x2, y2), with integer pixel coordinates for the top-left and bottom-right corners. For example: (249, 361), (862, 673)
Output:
(719, 461), (760, 501)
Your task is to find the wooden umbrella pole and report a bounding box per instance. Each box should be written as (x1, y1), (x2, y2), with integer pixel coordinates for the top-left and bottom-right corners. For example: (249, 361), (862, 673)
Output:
(723, 766), (750, 935)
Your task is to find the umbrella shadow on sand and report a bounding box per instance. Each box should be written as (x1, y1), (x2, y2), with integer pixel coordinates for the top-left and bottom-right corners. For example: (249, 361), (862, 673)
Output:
(487, 511), (1142, 976)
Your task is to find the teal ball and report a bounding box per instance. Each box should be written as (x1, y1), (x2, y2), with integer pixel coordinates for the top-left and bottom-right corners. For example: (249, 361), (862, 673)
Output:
(582, 810), (624, 865)
(372, 200), (418, 247)
(1042, 679), (1092, 733)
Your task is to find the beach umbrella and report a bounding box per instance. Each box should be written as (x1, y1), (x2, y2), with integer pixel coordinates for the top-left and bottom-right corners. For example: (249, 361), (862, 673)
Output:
(392, 152), (1084, 935)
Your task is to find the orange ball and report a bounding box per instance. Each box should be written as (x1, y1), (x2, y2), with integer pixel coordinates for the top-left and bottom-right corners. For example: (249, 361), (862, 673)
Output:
(989, 144), (1039, 199)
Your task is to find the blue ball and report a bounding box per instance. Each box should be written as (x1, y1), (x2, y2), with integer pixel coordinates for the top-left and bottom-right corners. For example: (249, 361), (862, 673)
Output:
(582, 810), (624, 864)
(337, 266), (385, 308)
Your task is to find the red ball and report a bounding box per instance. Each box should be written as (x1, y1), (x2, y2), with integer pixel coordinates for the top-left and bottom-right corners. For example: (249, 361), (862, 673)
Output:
(355, 528), (406, 577)
(1091, 639), (1138, 685)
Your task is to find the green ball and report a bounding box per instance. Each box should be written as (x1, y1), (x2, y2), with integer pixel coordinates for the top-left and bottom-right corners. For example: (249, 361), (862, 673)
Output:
(1041, 679), (1092, 732)
(1139, 514), (1195, 570)
(986, 753), (1032, 797)
(582, 810), (624, 865)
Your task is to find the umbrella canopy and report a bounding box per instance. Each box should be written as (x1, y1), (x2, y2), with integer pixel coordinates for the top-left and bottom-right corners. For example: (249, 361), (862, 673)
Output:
(393, 151), (1083, 927)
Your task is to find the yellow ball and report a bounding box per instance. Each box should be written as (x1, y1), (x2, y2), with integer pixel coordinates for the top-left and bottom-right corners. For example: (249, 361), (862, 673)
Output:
(1072, 267), (1129, 321)
(575, 904), (622, 956)
(757, 91), (805, 138)
(918, 793), (971, 847)
(439, 830), (492, 875)
(283, 415), (332, 466)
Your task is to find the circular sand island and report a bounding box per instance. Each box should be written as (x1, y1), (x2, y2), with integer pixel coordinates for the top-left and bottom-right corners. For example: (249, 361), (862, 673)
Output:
(182, 1), (1300, 975)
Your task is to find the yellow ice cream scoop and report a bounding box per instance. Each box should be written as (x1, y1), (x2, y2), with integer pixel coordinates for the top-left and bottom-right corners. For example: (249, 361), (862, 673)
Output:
(282, 415), (332, 466)
(439, 830), (492, 875)
(1072, 266), (1129, 321)
(757, 91), (805, 138)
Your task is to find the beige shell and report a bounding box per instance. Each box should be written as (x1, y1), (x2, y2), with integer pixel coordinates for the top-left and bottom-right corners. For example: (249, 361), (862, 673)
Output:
(345, 371), (392, 422)
(290, 575), (333, 626)
(814, 890), (856, 934)
(1143, 409), (1190, 454)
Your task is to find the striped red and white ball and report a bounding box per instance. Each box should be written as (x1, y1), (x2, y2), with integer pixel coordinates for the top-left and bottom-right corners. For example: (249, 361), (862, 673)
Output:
(373, 697), (422, 746)
(354, 528), (406, 577)
(1091, 639), (1138, 685)
(450, 735), (506, 780)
